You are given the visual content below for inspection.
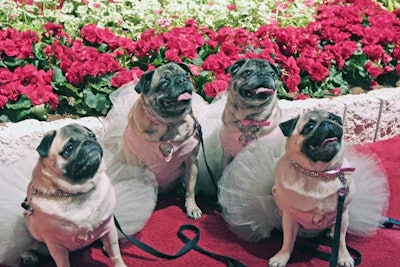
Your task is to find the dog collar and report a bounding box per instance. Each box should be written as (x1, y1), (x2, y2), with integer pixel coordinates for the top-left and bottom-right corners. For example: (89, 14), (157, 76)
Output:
(241, 119), (271, 127)
(289, 159), (355, 180)
(142, 104), (179, 126)
(31, 184), (82, 198)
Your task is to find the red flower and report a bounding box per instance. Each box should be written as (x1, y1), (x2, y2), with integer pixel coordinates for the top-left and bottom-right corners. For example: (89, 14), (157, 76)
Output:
(165, 48), (182, 62)
(0, 95), (7, 109)
(226, 4), (236, 11)
(309, 62), (329, 82)
(0, 68), (17, 83)
(188, 64), (202, 76)
(331, 88), (341, 95)
(111, 68), (144, 88)
(285, 74), (301, 93)
(395, 63), (400, 75)
(80, 24), (99, 44)
(44, 22), (63, 37)
(295, 93), (308, 100)
(363, 45), (385, 61)
(364, 61), (383, 78)
(204, 79), (228, 98)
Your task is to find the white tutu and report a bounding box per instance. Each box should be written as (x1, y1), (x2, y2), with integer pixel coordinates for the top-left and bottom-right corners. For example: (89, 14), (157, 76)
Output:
(0, 157), (36, 266)
(218, 139), (389, 242)
(196, 93), (227, 198)
(100, 81), (210, 228)
(0, 101), (159, 265)
(218, 137), (285, 242)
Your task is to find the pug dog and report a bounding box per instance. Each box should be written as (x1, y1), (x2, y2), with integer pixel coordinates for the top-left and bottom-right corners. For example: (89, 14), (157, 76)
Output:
(221, 58), (283, 168)
(21, 124), (126, 267)
(122, 62), (202, 219)
(269, 110), (355, 267)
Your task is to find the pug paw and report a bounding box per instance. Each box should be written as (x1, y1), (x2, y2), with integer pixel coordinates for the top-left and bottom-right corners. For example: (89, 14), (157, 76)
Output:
(185, 199), (202, 219)
(268, 251), (290, 267)
(20, 250), (40, 267)
(338, 249), (354, 267)
(186, 207), (202, 220)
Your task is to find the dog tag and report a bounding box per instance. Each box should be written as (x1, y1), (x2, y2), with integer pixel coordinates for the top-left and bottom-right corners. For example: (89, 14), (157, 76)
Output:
(239, 133), (256, 146)
(159, 142), (174, 162)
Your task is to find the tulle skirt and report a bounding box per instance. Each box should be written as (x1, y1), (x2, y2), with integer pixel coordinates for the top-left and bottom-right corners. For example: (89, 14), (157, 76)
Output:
(218, 140), (389, 242)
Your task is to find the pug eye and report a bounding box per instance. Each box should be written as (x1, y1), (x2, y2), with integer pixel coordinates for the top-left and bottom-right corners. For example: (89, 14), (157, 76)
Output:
(269, 71), (277, 77)
(301, 121), (316, 134)
(62, 144), (74, 158)
(242, 70), (252, 78)
(88, 132), (96, 140)
(330, 115), (342, 125)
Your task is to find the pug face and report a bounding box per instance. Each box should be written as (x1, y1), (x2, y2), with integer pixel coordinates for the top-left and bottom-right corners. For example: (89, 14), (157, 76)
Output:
(225, 58), (280, 106)
(280, 110), (344, 163)
(36, 123), (103, 182)
(135, 63), (194, 120)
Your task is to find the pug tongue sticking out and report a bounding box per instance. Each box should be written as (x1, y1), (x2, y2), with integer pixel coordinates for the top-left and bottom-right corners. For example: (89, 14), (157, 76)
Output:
(178, 92), (192, 101)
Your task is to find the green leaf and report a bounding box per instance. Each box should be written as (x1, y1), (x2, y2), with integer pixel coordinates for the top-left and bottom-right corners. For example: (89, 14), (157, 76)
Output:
(52, 66), (66, 83)
(33, 42), (48, 60)
(2, 56), (26, 68)
(83, 88), (111, 114)
(5, 95), (32, 110)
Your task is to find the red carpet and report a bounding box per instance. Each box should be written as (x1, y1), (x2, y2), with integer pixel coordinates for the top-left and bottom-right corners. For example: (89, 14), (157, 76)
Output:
(5, 136), (400, 267)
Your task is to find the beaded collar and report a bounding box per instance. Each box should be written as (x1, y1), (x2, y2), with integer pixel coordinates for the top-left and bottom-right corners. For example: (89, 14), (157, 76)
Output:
(241, 119), (271, 127)
(31, 184), (82, 198)
(289, 159), (355, 180)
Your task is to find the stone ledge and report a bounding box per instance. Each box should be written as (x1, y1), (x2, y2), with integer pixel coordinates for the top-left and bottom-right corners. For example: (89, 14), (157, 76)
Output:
(1, 87), (399, 164)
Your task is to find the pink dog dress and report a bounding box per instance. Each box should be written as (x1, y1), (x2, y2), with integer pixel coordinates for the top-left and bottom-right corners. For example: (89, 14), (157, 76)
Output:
(124, 124), (199, 189)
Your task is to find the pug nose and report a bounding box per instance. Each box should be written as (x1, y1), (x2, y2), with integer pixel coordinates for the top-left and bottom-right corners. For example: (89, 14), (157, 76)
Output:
(175, 76), (185, 85)
(259, 71), (272, 78)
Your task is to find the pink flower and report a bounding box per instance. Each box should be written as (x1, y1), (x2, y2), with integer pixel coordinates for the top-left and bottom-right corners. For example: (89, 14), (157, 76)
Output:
(309, 62), (329, 82)
(331, 88), (341, 95)
(295, 93), (308, 100)
(188, 64), (202, 76)
(204, 79), (229, 98)
(226, 4), (236, 11)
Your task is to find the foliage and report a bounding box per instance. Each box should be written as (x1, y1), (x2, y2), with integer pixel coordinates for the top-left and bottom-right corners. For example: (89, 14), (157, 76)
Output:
(0, 0), (399, 122)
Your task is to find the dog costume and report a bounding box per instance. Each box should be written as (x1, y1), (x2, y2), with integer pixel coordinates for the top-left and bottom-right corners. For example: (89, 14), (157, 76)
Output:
(218, 135), (389, 242)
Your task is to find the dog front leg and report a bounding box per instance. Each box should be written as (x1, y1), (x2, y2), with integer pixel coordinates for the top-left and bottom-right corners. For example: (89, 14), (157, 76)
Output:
(221, 151), (233, 170)
(101, 223), (127, 267)
(185, 156), (202, 219)
(336, 211), (354, 267)
(45, 242), (70, 267)
(269, 210), (300, 267)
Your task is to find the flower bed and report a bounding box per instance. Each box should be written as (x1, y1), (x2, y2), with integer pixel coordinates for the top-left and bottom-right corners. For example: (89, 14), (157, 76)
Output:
(0, 0), (399, 122)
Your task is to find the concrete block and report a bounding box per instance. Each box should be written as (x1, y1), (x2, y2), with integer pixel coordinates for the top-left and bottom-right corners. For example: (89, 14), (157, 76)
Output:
(368, 87), (400, 141)
(0, 119), (42, 164)
(335, 94), (381, 145)
(41, 117), (104, 139)
(279, 98), (346, 122)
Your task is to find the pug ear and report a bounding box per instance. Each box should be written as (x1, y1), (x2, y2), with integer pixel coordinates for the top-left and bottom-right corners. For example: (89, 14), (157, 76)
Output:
(177, 63), (193, 76)
(225, 59), (247, 75)
(329, 113), (343, 125)
(36, 130), (56, 158)
(270, 62), (281, 77)
(135, 71), (154, 94)
(279, 116), (299, 137)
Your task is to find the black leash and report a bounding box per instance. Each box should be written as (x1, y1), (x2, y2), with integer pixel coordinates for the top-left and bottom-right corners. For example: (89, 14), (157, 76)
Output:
(381, 217), (400, 228)
(114, 216), (198, 259)
(195, 120), (219, 193)
(329, 187), (348, 267)
(114, 216), (245, 266)
(178, 226), (246, 267)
